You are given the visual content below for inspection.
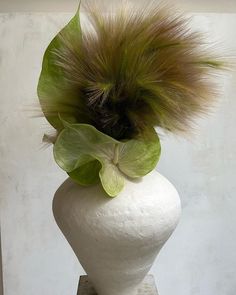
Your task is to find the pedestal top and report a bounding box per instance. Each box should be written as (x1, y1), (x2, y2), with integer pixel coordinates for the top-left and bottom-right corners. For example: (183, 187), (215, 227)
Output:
(77, 275), (158, 295)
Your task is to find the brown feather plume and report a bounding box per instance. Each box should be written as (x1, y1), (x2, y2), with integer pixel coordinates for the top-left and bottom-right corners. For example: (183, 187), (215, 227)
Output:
(42, 1), (226, 140)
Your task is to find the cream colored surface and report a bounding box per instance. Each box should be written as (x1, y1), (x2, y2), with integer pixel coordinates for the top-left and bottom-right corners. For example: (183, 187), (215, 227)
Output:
(0, 0), (236, 13)
(53, 171), (181, 295)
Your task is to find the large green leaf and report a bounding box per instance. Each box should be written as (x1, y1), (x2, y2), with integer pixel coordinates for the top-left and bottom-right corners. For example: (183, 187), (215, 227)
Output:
(37, 3), (84, 130)
(53, 123), (119, 172)
(53, 123), (161, 197)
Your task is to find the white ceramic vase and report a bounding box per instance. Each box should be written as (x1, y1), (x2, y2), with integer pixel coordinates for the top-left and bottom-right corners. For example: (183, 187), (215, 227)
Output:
(53, 170), (181, 295)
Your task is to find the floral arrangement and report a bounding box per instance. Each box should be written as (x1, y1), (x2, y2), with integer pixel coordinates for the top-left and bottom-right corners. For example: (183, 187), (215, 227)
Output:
(38, 2), (224, 196)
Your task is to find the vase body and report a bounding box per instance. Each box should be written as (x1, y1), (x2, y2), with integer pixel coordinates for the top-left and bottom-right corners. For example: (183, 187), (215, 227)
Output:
(53, 170), (181, 295)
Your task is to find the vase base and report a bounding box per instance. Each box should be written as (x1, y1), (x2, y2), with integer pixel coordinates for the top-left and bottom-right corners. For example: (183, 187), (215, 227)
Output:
(77, 275), (158, 295)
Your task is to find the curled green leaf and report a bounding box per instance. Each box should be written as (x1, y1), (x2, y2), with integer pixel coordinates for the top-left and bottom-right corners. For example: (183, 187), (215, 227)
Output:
(99, 161), (125, 197)
(37, 3), (85, 130)
(118, 130), (161, 178)
(53, 122), (161, 197)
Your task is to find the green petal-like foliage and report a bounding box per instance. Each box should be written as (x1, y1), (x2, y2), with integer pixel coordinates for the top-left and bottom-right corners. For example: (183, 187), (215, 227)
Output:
(53, 122), (161, 196)
(37, 2), (89, 130)
(68, 160), (101, 186)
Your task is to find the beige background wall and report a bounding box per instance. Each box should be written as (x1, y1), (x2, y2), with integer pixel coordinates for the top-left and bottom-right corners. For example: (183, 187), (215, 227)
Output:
(0, 231), (3, 295)
(0, 2), (236, 295)
(0, 0), (236, 13)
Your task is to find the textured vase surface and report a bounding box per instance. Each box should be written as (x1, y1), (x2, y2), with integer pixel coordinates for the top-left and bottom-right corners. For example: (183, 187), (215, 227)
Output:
(53, 170), (181, 295)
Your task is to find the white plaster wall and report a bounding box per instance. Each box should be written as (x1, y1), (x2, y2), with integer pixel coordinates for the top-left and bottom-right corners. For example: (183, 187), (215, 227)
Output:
(0, 229), (3, 295)
(0, 0), (236, 13)
(0, 12), (235, 295)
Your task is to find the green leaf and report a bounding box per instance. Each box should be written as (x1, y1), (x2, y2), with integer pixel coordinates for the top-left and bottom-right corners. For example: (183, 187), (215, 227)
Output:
(118, 129), (161, 178)
(68, 160), (101, 186)
(53, 128), (94, 172)
(99, 160), (125, 197)
(53, 123), (161, 197)
(53, 123), (119, 171)
(37, 3), (83, 130)
(53, 123), (121, 196)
